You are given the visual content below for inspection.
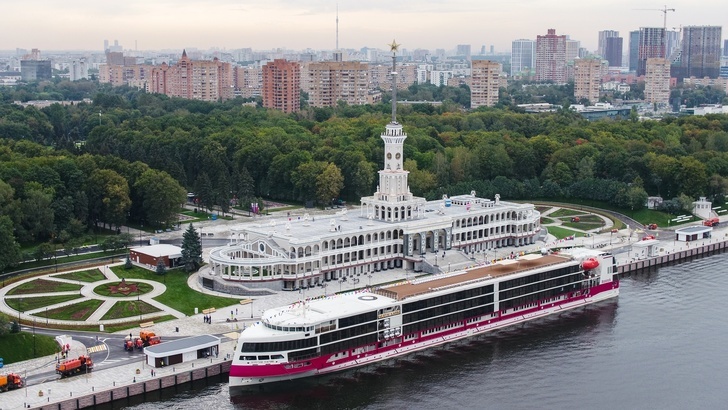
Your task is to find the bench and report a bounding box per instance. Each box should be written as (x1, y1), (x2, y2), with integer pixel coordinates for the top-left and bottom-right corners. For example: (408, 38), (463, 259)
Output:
(139, 321), (154, 328)
(239, 299), (252, 305)
(202, 308), (216, 314)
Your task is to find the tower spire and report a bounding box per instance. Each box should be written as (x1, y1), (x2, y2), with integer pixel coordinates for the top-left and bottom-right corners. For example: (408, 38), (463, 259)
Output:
(336, 4), (339, 51)
(389, 40), (400, 123)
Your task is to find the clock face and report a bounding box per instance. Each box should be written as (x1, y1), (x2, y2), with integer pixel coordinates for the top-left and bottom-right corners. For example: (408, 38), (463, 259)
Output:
(387, 153), (392, 159)
(395, 153), (401, 159)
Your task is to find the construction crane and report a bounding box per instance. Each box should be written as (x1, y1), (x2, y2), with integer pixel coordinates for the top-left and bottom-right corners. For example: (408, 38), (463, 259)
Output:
(634, 5), (675, 32)
(634, 5), (675, 56)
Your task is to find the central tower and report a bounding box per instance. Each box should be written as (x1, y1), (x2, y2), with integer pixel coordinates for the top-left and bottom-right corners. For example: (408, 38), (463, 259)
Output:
(360, 41), (426, 222)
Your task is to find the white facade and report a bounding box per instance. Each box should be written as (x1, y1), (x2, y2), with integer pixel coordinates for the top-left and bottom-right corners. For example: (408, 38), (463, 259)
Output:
(430, 70), (454, 87)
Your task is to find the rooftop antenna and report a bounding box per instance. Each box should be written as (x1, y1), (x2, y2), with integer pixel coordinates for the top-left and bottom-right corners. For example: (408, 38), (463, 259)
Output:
(389, 39), (400, 123)
(336, 3), (339, 51)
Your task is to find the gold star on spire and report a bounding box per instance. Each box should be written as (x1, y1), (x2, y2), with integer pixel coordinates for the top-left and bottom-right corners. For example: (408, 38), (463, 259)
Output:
(389, 40), (400, 53)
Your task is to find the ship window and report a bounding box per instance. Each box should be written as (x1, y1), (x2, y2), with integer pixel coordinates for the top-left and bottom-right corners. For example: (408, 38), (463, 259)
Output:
(242, 356), (256, 361)
(258, 355), (270, 360)
(271, 354), (284, 359)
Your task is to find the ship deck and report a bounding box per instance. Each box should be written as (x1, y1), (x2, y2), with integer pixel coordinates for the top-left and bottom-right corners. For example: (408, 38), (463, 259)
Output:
(376, 253), (572, 301)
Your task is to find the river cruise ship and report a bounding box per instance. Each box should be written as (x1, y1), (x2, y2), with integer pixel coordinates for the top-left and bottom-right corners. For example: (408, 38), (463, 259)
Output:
(229, 249), (619, 388)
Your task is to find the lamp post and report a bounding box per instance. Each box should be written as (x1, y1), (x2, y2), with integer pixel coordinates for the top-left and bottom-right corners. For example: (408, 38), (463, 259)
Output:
(250, 299), (253, 319)
(139, 224), (143, 246)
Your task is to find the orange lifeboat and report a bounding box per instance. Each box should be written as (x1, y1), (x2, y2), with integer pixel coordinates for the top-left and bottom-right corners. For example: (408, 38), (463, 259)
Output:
(581, 258), (599, 270)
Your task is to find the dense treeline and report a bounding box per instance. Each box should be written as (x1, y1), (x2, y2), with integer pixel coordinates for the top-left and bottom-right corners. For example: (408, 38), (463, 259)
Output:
(3, 85), (728, 271)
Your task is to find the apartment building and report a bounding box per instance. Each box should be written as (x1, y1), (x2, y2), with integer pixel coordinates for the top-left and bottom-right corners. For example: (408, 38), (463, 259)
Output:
(262, 59), (300, 113)
(644, 58), (671, 106)
(470, 60), (501, 108)
(303, 61), (369, 107)
(535, 29), (567, 83)
(573, 59), (602, 104)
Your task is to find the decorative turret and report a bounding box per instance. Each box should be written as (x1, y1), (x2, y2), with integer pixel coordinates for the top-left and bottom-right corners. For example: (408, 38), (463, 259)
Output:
(359, 40), (426, 222)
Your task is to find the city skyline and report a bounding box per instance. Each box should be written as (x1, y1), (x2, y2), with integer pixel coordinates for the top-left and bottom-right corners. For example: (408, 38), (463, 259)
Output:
(3, 1), (727, 53)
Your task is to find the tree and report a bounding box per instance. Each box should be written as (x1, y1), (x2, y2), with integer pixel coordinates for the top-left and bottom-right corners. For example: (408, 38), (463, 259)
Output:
(87, 168), (131, 230)
(0, 215), (21, 273)
(156, 259), (167, 276)
(316, 163), (344, 206)
(134, 169), (186, 227)
(193, 172), (214, 213)
(0, 314), (9, 336)
(33, 242), (53, 262)
(180, 223), (203, 272)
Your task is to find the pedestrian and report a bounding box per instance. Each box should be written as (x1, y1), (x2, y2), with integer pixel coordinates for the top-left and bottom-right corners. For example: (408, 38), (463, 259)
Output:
(235, 308), (238, 315)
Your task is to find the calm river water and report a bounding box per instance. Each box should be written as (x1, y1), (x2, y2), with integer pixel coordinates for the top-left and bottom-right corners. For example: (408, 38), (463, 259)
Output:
(117, 252), (728, 409)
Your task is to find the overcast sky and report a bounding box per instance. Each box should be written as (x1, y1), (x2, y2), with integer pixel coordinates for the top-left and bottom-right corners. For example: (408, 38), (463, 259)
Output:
(2, 0), (726, 52)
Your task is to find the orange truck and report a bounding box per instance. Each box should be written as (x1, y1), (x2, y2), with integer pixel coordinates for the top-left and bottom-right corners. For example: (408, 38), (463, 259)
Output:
(139, 330), (161, 347)
(124, 336), (134, 351)
(0, 373), (23, 392)
(56, 355), (93, 377)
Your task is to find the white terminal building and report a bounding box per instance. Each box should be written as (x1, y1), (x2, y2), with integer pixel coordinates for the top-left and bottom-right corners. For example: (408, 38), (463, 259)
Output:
(207, 55), (542, 291)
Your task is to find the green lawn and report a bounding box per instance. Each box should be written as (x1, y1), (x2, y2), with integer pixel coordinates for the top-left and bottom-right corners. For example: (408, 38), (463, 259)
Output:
(53, 269), (106, 283)
(546, 226), (582, 240)
(179, 209), (234, 223)
(0, 332), (59, 364)
(549, 208), (581, 217)
(100, 300), (161, 320)
(561, 221), (602, 230)
(93, 281), (153, 297)
(5, 294), (83, 312)
(110, 266), (242, 315)
(540, 217), (555, 224)
(39, 299), (103, 321)
(7, 279), (83, 295)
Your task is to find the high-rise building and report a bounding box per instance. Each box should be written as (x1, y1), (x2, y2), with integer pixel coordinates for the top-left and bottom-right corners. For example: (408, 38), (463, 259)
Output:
(369, 64), (416, 90)
(566, 39), (580, 64)
(456, 44), (471, 60)
(303, 61), (369, 108)
(70, 58), (89, 81)
(511, 39), (535, 77)
(535, 29), (567, 83)
(573, 59), (602, 104)
(605, 37), (623, 67)
(665, 30), (681, 59)
(262, 59), (300, 113)
(629, 31), (640, 72)
(148, 50), (234, 102)
(470, 60), (501, 108)
(676, 26), (722, 79)
(724, 40), (728, 57)
(234, 66), (262, 98)
(644, 58), (670, 106)
(20, 49), (51, 82)
(598, 30), (619, 58)
(637, 27), (665, 76)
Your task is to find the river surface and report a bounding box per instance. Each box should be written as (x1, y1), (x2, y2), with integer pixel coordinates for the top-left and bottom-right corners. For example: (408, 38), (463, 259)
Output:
(119, 252), (728, 409)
